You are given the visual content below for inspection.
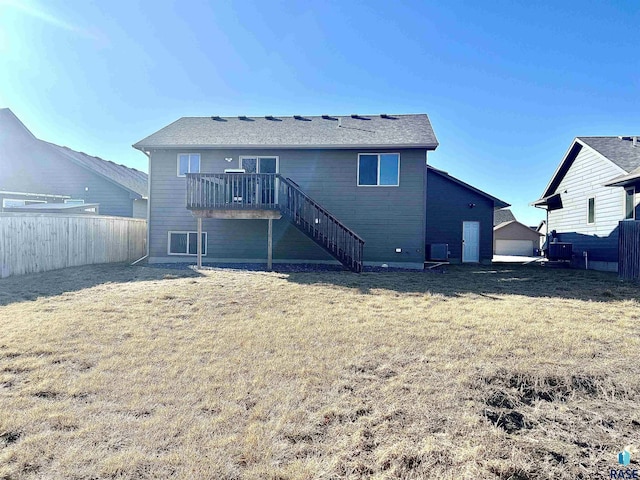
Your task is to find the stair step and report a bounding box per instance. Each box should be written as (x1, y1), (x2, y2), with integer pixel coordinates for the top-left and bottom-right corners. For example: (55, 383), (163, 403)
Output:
(279, 185), (363, 272)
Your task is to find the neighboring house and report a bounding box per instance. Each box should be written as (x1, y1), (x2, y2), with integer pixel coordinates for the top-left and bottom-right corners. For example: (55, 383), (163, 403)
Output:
(535, 220), (547, 249)
(426, 166), (509, 263)
(493, 220), (543, 256)
(533, 136), (640, 271)
(0, 108), (148, 218)
(494, 209), (516, 225)
(1, 199), (100, 214)
(492, 208), (543, 256)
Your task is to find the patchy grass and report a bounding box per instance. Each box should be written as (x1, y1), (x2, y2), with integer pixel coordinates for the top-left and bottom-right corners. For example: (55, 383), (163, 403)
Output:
(0, 263), (639, 479)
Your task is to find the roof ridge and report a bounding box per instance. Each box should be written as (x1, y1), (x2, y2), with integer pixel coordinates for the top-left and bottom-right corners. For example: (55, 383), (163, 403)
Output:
(184, 113), (428, 119)
(42, 140), (144, 173)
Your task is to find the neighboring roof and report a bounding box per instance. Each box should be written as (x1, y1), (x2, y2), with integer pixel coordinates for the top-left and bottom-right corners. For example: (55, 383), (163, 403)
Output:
(531, 192), (562, 209)
(578, 137), (640, 172)
(604, 165), (640, 187)
(6, 202), (98, 209)
(0, 190), (70, 199)
(0, 108), (148, 199)
(427, 165), (510, 209)
(133, 114), (439, 150)
(3, 202), (99, 213)
(535, 136), (640, 204)
(536, 220), (547, 232)
(494, 220), (544, 236)
(493, 208), (516, 226)
(0, 108), (36, 139)
(45, 143), (148, 198)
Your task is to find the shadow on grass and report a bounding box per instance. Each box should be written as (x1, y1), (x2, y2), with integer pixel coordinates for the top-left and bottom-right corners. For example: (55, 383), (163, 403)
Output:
(284, 264), (640, 302)
(1, 263), (637, 308)
(0, 263), (202, 307)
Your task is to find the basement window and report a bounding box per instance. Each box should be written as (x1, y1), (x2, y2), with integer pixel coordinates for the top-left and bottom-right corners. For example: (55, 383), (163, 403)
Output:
(587, 197), (595, 224)
(357, 153), (400, 186)
(168, 231), (207, 256)
(177, 154), (201, 177)
(625, 188), (635, 220)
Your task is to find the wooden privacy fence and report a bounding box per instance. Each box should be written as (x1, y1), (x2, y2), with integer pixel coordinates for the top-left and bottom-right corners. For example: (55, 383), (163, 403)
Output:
(0, 214), (147, 278)
(618, 220), (640, 280)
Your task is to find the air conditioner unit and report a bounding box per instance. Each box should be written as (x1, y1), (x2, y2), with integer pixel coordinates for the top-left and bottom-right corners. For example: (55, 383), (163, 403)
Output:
(428, 244), (449, 261)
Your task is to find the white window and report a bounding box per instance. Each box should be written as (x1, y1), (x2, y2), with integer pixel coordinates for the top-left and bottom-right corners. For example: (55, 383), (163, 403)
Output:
(357, 153), (400, 186)
(177, 154), (201, 177)
(2, 199), (46, 208)
(64, 199), (85, 205)
(167, 231), (207, 256)
(587, 197), (595, 224)
(625, 188), (636, 220)
(239, 156), (278, 174)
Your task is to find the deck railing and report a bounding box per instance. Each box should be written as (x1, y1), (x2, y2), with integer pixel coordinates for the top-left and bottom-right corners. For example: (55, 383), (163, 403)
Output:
(278, 176), (364, 272)
(186, 173), (279, 210)
(186, 173), (364, 272)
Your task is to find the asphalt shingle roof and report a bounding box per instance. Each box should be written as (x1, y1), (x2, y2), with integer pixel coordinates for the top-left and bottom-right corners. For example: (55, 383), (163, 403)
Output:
(427, 165), (510, 209)
(0, 108), (147, 198)
(46, 143), (148, 198)
(133, 114), (439, 149)
(578, 136), (640, 172)
(493, 208), (516, 226)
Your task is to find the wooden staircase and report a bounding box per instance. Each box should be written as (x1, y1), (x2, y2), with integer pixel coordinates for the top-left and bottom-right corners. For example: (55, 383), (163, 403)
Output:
(186, 173), (365, 272)
(278, 176), (364, 273)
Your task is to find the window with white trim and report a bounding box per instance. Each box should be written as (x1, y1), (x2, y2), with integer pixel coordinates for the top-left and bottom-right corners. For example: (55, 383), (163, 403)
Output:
(64, 199), (85, 205)
(357, 153), (400, 186)
(177, 154), (201, 177)
(625, 187), (635, 220)
(168, 231), (207, 255)
(587, 197), (595, 224)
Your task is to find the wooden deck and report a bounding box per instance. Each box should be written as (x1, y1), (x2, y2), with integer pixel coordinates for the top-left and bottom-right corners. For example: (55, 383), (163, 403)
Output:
(186, 173), (364, 272)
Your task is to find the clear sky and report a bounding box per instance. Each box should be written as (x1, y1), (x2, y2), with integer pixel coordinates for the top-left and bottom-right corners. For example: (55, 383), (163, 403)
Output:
(1, 0), (638, 225)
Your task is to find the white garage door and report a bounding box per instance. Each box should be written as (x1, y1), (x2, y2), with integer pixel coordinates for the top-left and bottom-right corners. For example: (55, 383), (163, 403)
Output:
(495, 240), (534, 256)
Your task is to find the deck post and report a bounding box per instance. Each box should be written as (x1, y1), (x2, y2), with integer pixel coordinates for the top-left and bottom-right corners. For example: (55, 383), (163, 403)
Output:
(267, 218), (273, 271)
(196, 216), (202, 269)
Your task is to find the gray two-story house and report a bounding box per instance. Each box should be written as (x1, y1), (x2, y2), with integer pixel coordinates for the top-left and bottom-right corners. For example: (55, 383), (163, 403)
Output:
(0, 108), (147, 218)
(533, 136), (640, 271)
(134, 114), (507, 271)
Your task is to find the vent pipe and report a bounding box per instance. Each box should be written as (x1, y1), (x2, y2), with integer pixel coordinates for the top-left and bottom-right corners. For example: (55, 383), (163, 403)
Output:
(634, 136), (638, 147)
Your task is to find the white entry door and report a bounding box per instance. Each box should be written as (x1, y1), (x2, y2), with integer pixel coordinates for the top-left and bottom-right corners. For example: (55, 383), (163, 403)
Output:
(462, 221), (480, 263)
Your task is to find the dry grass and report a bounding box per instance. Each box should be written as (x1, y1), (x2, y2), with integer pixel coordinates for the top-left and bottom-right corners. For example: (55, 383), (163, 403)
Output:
(0, 263), (639, 479)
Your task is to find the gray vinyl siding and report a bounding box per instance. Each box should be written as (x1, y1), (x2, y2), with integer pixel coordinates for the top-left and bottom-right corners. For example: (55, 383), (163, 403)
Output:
(148, 148), (428, 265)
(0, 133), (135, 217)
(425, 170), (493, 262)
(548, 146), (627, 263)
(132, 198), (147, 219)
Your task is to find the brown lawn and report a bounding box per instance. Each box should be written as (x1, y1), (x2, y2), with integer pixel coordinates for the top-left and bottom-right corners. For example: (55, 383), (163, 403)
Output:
(0, 263), (639, 479)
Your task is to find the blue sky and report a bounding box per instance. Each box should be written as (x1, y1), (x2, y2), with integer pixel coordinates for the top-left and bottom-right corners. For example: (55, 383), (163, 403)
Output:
(1, 0), (638, 225)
